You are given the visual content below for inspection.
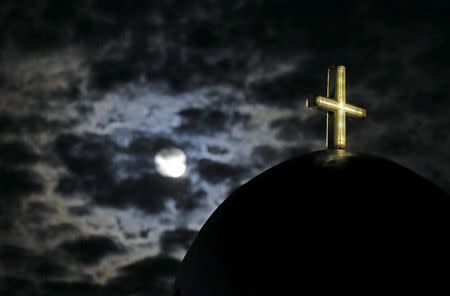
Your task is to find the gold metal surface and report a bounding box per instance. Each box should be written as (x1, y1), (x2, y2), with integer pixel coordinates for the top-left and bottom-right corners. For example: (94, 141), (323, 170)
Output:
(306, 65), (367, 150)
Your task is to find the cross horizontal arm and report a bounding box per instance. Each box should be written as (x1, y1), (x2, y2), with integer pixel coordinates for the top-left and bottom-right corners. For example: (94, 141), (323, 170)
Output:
(307, 96), (366, 118)
(310, 96), (339, 112)
(306, 96), (337, 111)
(344, 103), (367, 118)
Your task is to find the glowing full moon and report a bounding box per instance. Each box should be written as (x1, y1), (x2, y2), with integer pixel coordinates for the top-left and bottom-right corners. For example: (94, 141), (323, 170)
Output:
(154, 148), (187, 178)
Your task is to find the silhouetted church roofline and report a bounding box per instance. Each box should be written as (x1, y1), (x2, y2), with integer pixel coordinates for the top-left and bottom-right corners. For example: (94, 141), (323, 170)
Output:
(175, 150), (450, 296)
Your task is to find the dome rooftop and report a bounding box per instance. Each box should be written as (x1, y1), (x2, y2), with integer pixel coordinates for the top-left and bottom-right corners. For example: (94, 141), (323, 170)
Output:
(175, 150), (450, 295)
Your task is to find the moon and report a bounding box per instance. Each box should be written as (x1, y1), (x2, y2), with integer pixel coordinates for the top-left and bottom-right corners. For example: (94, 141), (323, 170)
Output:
(154, 148), (187, 178)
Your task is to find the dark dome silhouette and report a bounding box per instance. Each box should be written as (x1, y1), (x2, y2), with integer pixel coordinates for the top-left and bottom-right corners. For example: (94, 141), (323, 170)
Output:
(174, 150), (450, 295)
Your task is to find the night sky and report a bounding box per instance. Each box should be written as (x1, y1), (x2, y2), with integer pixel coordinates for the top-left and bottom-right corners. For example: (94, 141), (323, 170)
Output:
(1, 1), (449, 295)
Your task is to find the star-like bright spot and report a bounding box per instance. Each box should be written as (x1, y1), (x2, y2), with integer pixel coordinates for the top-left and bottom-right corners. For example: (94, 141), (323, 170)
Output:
(154, 148), (187, 178)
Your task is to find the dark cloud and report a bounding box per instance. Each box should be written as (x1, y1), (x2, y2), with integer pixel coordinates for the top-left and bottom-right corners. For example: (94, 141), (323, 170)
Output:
(55, 175), (85, 196)
(33, 261), (68, 279)
(0, 276), (37, 296)
(128, 136), (178, 156)
(0, 113), (71, 136)
(54, 132), (115, 197)
(90, 57), (143, 91)
(1, 1), (449, 94)
(0, 244), (68, 280)
(35, 223), (80, 242)
(408, 91), (448, 116)
(54, 133), (115, 180)
(207, 145), (229, 155)
(249, 67), (322, 106)
(1, 2), (74, 50)
(26, 201), (57, 215)
(176, 106), (250, 134)
(251, 144), (310, 170)
(372, 129), (419, 157)
(139, 228), (151, 239)
(365, 71), (399, 96)
(160, 228), (197, 254)
(197, 159), (246, 184)
(67, 205), (91, 216)
(302, 114), (327, 140)
(0, 166), (43, 199)
(0, 0), (137, 51)
(106, 256), (180, 296)
(58, 236), (124, 265)
(270, 114), (326, 143)
(0, 141), (39, 166)
(428, 120), (450, 148)
(22, 201), (58, 225)
(94, 173), (191, 213)
(177, 108), (227, 133)
(282, 146), (311, 160)
(368, 98), (407, 124)
(39, 280), (102, 296)
(21, 255), (179, 296)
(175, 190), (206, 211)
(115, 218), (152, 241)
(90, 32), (229, 91)
(0, 214), (14, 233)
(270, 116), (304, 142)
(251, 145), (281, 168)
(0, 244), (34, 271)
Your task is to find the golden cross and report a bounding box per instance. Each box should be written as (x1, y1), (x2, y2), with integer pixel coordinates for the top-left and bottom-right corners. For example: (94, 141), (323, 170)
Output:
(306, 65), (367, 150)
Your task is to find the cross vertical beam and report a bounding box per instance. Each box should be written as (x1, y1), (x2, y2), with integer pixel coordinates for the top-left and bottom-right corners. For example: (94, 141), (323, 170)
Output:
(331, 65), (346, 149)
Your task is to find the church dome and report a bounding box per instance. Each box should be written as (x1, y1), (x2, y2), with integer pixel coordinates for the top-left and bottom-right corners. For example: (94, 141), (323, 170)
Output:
(174, 150), (450, 295)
